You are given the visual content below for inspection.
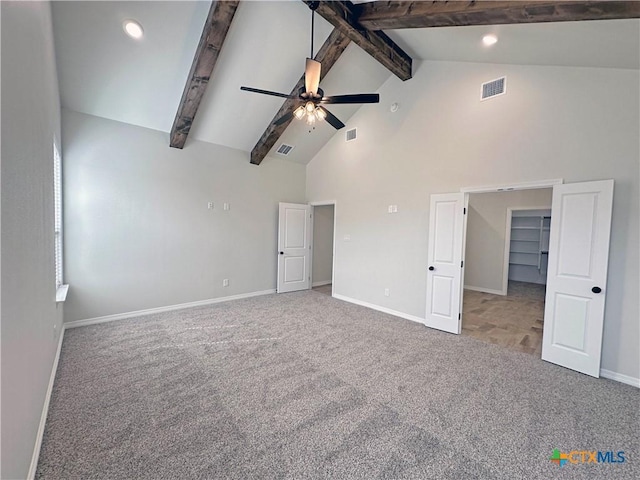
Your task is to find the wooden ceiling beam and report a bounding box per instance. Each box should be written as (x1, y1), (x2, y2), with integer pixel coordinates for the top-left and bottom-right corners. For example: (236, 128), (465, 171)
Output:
(355, 1), (640, 30)
(170, 1), (239, 149)
(250, 29), (351, 165)
(303, 1), (412, 81)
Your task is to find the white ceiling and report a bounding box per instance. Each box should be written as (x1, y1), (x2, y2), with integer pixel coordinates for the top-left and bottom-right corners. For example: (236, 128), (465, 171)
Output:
(52, 1), (211, 133)
(387, 19), (640, 70)
(51, 1), (640, 165)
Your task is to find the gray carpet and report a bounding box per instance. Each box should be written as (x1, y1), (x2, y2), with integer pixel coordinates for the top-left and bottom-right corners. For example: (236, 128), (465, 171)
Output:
(37, 290), (639, 479)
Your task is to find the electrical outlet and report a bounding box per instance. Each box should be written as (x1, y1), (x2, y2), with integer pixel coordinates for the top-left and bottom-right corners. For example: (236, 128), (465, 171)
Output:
(392, 205), (398, 213)
(384, 288), (390, 297)
(223, 203), (230, 211)
(388, 205), (393, 213)
(223, 279), (229, 287)
(207, 202), (214, 209)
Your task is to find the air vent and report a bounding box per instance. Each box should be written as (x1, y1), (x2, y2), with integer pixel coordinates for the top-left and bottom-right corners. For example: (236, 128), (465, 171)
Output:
(481, 76), (506, 101)
(276, 143), (294, 156)
(345, 128), (357, 142)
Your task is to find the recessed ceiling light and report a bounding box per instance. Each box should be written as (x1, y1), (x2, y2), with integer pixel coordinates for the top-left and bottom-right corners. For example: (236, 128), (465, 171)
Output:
(482, 34), (498, 47)
(123, 20), (144, 39)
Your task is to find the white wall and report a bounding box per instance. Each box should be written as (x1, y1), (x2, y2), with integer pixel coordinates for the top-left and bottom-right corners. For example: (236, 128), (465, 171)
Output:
(1, 2), (64, 478)
(62, 110), (306, 322)
(465, 189), (552, 293)
(306, 60), (639, 381)
(312, 205), (334, 286)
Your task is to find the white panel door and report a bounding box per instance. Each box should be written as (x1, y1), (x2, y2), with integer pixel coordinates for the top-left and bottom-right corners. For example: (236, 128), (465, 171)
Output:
(542, 180), (614, 377)
(277, 203), (311, 293)
(425, 193), (466, 334)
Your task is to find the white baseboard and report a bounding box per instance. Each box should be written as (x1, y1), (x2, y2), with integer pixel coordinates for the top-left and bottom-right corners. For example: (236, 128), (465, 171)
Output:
(312, 281), (332, 287)
(65, 289), (276, 329)
(464, 285), (506, 296)
(27, 325), (66, 480)
(600, 369), (640, 388)
(333, 294), (424, 325)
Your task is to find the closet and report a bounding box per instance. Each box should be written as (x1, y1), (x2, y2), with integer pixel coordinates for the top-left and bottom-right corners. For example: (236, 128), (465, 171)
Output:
(508, 209), (551, 285)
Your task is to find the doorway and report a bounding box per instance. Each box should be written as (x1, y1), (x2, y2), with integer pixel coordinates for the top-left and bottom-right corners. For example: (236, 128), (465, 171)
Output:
(424, 179), (614, 377)
(462, 189), (552, 355)
(311, 203), (335, 297)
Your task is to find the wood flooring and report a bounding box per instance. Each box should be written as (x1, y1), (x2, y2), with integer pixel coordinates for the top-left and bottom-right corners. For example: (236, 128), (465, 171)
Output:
(312, 283), (332, 296)
(462, 281), (545, 356)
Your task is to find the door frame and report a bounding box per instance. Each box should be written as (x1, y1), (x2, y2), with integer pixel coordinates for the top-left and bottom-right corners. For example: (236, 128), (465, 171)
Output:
(309, 200), (337, 297)
(457, 178), (563, 334)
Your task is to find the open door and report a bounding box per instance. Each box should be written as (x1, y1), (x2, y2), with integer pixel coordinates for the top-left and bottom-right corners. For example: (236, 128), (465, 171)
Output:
(542, 180), (614, 377)
(425, 193), (467, 334)
(277, 202), (311, 293)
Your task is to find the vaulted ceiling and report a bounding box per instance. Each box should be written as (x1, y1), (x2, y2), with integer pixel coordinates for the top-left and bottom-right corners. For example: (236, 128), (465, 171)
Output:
(52, 1), (640, 165)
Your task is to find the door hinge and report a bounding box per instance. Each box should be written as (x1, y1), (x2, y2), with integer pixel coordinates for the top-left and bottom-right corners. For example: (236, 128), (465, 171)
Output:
(458, 313), (461, 320)
(461, 260), (464, 268)
(463, 207), (466, 214)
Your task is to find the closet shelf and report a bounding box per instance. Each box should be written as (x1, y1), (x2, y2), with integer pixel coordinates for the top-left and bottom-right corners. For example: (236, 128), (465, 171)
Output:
(509, 211), (551, 283)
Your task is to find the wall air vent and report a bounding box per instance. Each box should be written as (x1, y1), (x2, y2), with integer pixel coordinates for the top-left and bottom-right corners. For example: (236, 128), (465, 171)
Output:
(276, 143), (294, 156)
(345, 128), (357, 142)
(481, 76), (506, 101)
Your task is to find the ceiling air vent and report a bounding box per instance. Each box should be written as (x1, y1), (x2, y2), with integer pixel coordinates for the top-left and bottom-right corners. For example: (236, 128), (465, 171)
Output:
(481, 76), (506, 101)
(345, 128), (357, 142)
(276, 143), (294, 156)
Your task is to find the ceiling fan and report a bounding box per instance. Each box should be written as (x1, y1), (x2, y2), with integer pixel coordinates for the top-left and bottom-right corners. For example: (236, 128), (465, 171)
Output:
(240, 2), (379, 130)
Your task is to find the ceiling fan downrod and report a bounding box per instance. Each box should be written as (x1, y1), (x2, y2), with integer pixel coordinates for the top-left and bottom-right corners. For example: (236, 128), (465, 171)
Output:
(308, 1), (319, 59)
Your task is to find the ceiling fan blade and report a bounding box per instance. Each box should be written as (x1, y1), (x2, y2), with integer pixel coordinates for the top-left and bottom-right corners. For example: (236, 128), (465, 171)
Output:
(320, 93), (380, 105)
(274, 111), (294, 126)
(240, 86), (296, 99)
(305, 58), (321, 95)
(318, 107), (345, 130)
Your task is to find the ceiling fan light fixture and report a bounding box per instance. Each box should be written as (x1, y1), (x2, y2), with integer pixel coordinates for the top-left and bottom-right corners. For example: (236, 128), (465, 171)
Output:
(315, 107), (327, 121)
(293, 106), (306, 120)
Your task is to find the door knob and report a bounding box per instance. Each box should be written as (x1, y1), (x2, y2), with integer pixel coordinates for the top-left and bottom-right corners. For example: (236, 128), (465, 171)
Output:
(279, 251), (284, 255)
(428, 266), (435, 271)
(592, 286), (602, 294)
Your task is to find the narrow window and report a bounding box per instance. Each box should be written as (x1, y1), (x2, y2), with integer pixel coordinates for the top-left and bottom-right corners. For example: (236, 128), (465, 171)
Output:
(53, 141), (63, 289)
